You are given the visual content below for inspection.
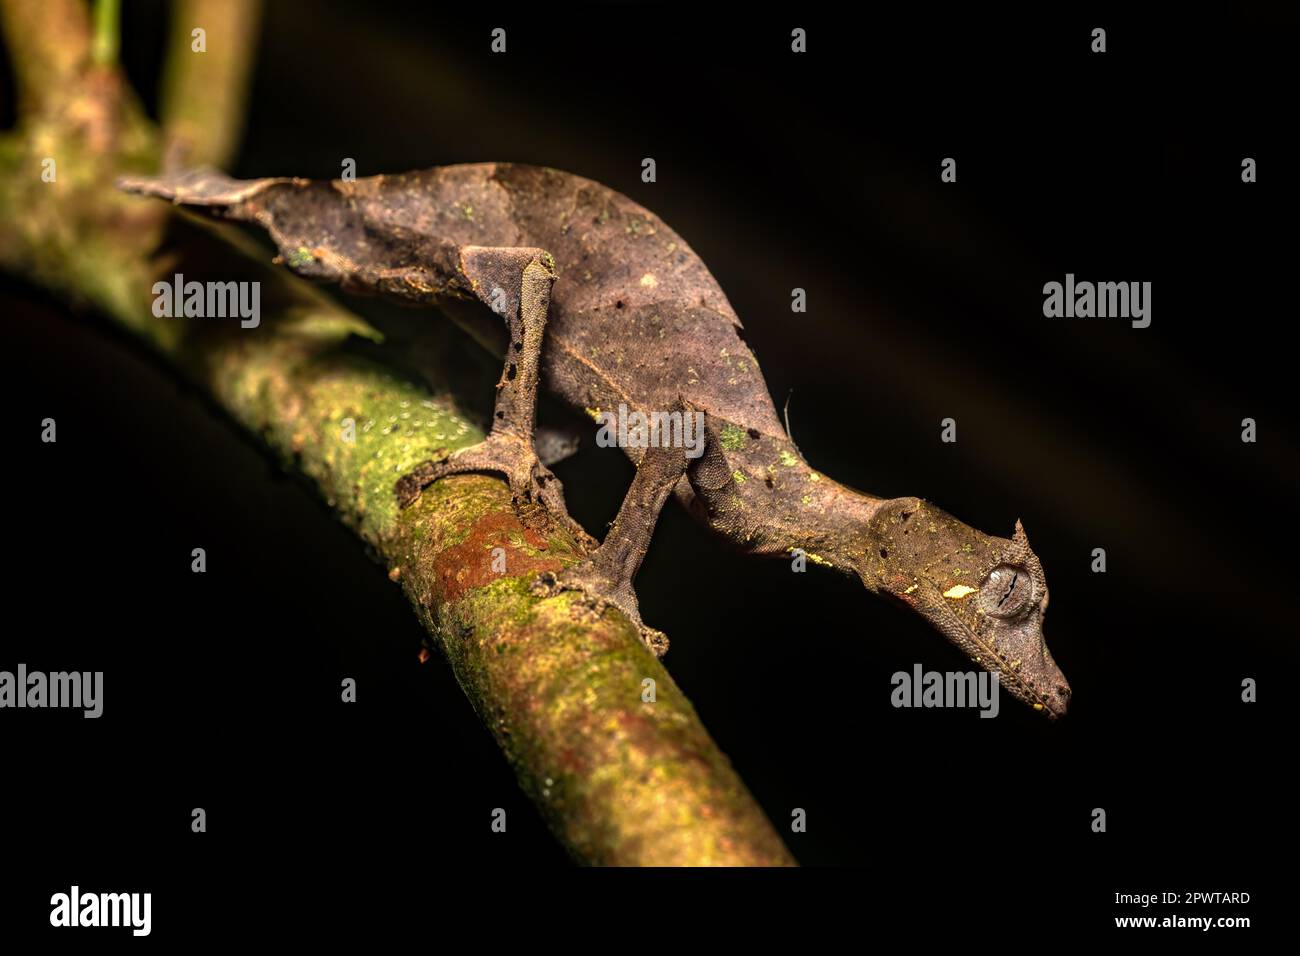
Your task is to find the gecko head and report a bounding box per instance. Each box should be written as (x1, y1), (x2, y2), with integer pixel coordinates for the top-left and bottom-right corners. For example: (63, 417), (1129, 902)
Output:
(869, 500), (1071, 719)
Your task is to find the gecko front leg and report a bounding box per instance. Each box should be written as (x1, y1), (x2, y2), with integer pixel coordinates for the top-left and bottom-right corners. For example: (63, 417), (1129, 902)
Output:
(532, 403), (692, 656)
(395, 247), (595, 550)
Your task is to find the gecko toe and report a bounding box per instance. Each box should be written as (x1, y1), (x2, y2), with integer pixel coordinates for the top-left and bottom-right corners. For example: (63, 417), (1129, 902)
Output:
(531, 560), (665, 656)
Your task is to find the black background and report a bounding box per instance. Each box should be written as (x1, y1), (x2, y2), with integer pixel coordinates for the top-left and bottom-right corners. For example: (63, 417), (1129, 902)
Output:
(1, 2), (1294, 940)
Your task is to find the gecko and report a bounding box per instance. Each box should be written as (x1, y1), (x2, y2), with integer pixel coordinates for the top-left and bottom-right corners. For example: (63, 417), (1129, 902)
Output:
(118, 163), (1072, 719)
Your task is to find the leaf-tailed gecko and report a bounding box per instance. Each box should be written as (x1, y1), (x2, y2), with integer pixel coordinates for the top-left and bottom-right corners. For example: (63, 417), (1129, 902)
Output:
(118, 163), (1072, 719)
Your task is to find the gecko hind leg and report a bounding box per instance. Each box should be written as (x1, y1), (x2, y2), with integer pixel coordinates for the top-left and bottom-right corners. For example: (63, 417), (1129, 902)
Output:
(395, 247), (595, 551)
(532, 408), (692, 657)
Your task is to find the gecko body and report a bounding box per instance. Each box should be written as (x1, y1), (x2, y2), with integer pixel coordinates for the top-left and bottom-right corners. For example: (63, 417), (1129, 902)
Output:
(120, 163), (1071, 718)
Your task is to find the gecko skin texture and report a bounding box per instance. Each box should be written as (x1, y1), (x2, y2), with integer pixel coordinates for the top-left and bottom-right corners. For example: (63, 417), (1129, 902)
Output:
(118, 163), (1071, 718)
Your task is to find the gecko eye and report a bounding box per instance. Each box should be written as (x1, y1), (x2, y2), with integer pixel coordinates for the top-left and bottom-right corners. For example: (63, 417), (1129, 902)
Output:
(979, 564), (1033, 618)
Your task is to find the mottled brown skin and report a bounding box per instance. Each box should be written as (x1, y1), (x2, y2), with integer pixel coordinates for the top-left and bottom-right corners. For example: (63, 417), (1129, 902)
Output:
(118, 163), (1070, 718)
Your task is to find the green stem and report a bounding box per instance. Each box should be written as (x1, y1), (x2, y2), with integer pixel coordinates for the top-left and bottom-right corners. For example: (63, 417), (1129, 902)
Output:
(92, 0), (119, 66)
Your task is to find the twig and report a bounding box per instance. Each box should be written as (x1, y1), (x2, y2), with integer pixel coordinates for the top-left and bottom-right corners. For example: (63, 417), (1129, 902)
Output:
(159, 0), (263, 170)
(92, 0), (119, 66)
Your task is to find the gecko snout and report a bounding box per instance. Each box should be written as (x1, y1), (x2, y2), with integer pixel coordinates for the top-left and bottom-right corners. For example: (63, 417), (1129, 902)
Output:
(1011, 638), (1071, 719)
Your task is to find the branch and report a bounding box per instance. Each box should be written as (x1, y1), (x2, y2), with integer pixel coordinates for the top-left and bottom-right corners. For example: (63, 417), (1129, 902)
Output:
(92, 0), (121, 67)
(0, 0), (91, 114)
(159, 0), (263, 170)
(0, 0), (794, 866)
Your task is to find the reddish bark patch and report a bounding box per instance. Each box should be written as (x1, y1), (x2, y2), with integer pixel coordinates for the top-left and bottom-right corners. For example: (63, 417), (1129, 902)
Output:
(557, 747), (589, 776)
(434, 511), (566, 603)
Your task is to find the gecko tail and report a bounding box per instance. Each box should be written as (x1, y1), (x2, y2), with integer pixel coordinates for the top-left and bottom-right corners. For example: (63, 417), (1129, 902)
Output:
(116, 167), (295, 208)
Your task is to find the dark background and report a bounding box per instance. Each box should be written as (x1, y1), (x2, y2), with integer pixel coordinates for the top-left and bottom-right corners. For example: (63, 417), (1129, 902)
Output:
(2, 2), (1294, 939)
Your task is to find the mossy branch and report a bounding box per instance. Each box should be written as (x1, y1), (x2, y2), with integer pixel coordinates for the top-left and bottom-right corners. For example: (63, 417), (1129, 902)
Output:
(0, 0), (794, 865)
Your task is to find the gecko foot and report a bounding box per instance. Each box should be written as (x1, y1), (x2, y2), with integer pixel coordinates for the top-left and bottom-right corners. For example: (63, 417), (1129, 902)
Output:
(528, 422), (692, 658)
(396, 431), (597, 550)
(531, 564), (669, 657)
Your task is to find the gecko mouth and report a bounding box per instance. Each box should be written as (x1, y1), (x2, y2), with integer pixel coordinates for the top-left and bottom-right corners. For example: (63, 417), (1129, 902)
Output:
(988, 647), (1069, 719)
(896, 581), (1070, 719)
(972, 629), (1071, 720)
